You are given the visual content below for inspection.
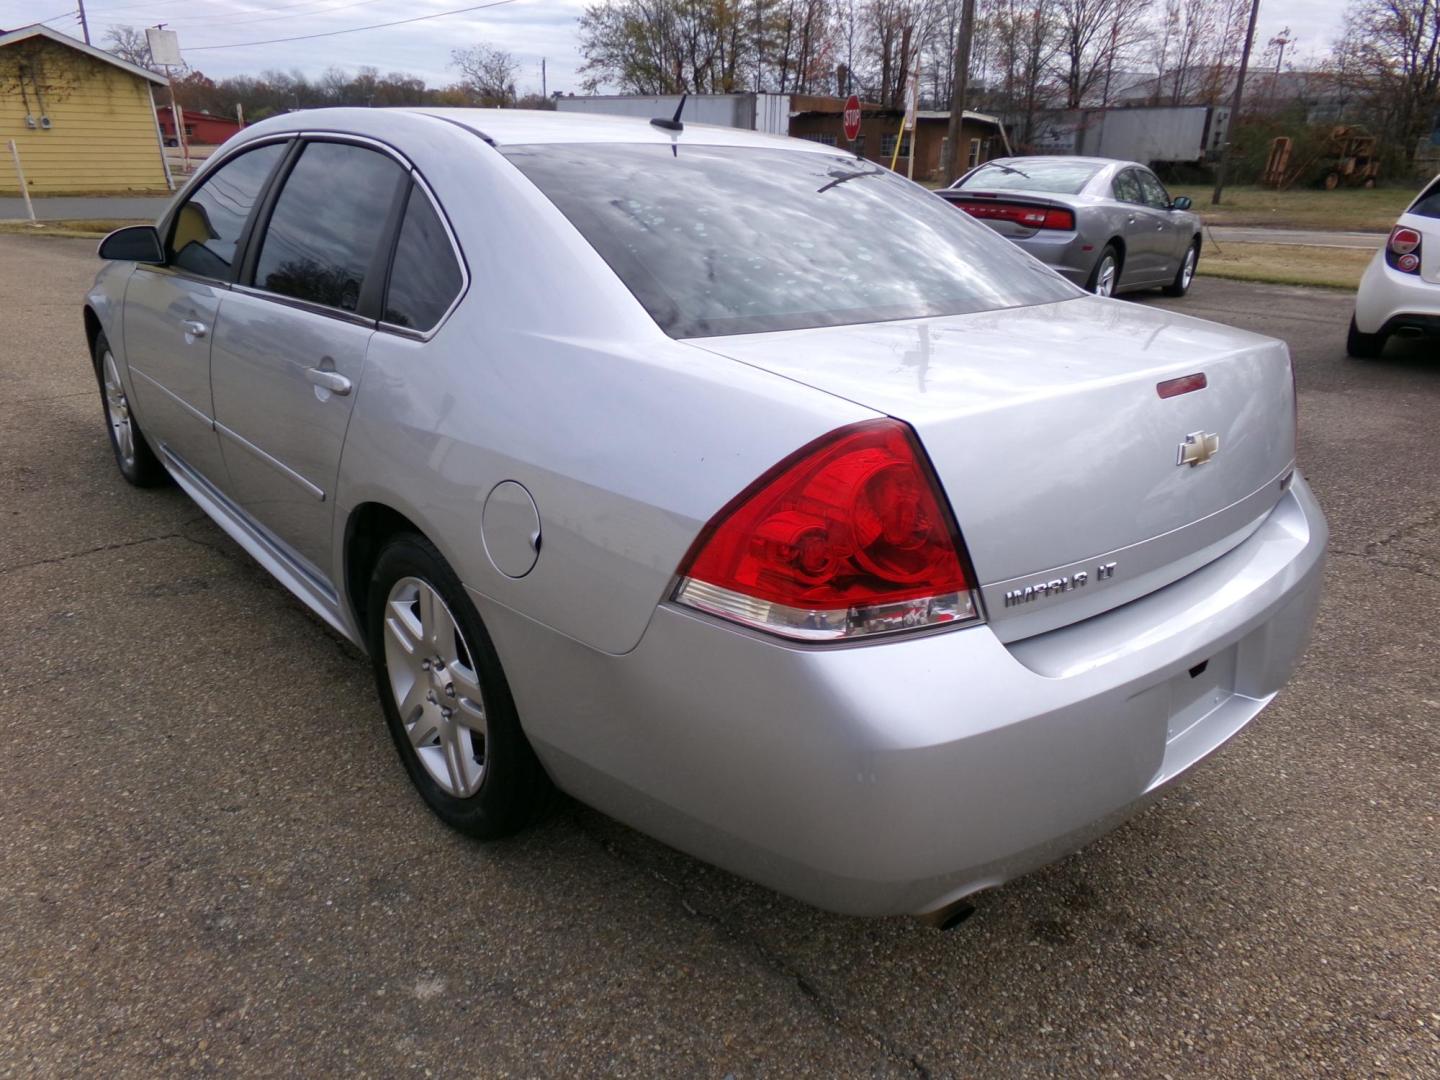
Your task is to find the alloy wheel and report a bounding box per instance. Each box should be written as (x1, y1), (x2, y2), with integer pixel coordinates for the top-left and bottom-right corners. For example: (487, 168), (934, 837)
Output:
(1095, 256), (1117, 297)
(1182, 248), (1196, 289)
(383, 576), (488, 797)
(102, 350), (135, 468)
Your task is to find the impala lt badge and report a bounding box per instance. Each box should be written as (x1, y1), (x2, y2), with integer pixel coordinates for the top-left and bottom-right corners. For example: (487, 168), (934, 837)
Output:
(1177, 430), (1220, 467)
(1004, 562), (1118, 607)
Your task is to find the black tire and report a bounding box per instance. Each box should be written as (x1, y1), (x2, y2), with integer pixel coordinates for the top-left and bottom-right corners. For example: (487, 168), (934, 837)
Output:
(1086, 243), (1121, 297)
(1163, 240), (1200, 297)
(1346, 316), (1386, 359)
(367, 533), (550, 839)
(93, 331), (167, 487)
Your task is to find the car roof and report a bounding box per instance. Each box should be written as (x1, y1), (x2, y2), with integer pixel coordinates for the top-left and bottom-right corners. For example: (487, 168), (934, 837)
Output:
(242, 106), (842, 154)
(987, 155), (1135, 170)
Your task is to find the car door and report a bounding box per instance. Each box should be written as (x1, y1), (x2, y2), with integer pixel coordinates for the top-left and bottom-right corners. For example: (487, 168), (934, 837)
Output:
(122, 141), (289, 485)
(208, 139), (408, 583)
(1136, 169), (1185, 281)
(1111, 167), (1166, 284)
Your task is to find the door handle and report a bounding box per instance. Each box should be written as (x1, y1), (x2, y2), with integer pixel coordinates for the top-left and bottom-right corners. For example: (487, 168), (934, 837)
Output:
(305, 367), (352, 396)
(181, 319), (208, 338)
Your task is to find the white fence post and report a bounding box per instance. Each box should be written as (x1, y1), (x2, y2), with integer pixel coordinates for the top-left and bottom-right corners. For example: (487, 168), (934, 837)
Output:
(7, 140), (38, 224)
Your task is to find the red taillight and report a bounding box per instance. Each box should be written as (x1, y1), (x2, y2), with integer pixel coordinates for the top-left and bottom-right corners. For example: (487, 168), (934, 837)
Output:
(954, 200), (1076, 231)
(674, 420), (980, 641)
(1389, 227), (1421, 255)
(1387, 226), (1422, 274)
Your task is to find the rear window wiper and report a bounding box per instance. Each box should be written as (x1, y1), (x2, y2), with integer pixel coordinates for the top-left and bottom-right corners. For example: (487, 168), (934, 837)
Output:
(979, 162), (1031, 180)
(818, 166), (886, 194)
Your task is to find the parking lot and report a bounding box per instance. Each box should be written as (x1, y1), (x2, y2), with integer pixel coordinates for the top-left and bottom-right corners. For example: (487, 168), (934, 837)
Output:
(1, 232), (1437, 1077)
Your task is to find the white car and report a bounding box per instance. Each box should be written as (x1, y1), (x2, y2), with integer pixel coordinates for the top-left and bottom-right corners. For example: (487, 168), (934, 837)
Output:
(1348, 175), (1440, 357)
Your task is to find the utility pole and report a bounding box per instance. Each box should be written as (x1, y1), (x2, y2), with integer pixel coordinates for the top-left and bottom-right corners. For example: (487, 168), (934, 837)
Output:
(76, 0), (90, 44)
(1267, 29), (1290, 111)
(541, 57), (547, 99)
(1211, 0), (1262, 206)
(942, 0), (976, 184)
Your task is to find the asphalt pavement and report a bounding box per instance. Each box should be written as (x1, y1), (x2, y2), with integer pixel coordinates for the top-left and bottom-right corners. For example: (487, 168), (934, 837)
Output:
(1, 235), (1437, 1078)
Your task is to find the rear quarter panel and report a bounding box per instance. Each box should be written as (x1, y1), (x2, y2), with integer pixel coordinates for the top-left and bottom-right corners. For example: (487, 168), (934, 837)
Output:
(332, 120), (874, 656)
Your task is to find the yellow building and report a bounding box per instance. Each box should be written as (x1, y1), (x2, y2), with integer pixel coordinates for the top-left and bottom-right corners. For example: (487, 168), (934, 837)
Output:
(0, 24), (171, 195)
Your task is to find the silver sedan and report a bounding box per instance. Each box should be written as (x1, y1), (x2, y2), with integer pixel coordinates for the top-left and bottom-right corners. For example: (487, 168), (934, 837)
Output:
(939, 156), (1203, 298)
(84, 109), (1323, 923)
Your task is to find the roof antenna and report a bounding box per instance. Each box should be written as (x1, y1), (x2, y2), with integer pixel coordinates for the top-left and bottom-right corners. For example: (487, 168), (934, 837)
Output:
(650, 92), (687, 132)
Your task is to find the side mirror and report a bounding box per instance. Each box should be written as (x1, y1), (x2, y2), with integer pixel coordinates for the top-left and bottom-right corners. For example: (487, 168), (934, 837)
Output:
(1170, 195), (1193, 211)
(97, 224), (164, 264)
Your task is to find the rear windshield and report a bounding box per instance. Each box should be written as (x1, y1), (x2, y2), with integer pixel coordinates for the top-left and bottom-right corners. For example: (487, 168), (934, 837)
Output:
(954, 159), (1102, 195)
(1409, 177), (1440, 219)
(503, 143), (1077, 338)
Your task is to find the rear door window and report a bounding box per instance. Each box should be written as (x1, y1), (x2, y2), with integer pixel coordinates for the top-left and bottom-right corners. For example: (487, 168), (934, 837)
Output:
(1111, 170), (1144, 204)
(168, 142), (286, 279)
(383, 187), (465, 331)
(1408, 178), (1440, 219)
(252, 142), (405, 313)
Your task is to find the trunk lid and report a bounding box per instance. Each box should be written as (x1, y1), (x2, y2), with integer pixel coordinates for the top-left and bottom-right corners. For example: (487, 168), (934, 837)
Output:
(694, 296), (1297, 641)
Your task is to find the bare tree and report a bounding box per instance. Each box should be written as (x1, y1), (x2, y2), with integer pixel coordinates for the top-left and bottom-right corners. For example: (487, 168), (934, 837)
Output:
(1051, 0), (1149, 108)
(451, 44), (519, 104)
(1335, 0), (1440, 164)
(103, 25), (157, 71)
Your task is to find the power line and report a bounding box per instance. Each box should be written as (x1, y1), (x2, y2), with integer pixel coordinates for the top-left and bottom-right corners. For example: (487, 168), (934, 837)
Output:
(185, 0), (517, 50)
(164, 0), (399, 31)
(71, 0), (200, 15)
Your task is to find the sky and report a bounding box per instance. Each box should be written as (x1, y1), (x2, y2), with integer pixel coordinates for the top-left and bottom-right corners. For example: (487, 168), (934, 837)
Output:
(5, 0), (1351, 99)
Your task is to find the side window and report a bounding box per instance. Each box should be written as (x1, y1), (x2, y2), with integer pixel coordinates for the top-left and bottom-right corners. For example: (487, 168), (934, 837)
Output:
(1111, 170), (1143, 205)
(253, 142), (404, 313)
(1138, 171), (1171, 210)
(168, 142), (285, 279)
(1409, 178), (1440, 219)
(383, 187), (464, 331)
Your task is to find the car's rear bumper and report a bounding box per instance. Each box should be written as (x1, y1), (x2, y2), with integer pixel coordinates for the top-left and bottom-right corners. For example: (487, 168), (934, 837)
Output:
(1354, 253), (1440, 334)
(477, 475), (1327, 917)
(1007, 231), (1093, 284)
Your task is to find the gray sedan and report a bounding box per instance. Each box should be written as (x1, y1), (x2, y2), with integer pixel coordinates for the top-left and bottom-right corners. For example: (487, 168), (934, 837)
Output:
(939, 156), (1203, 297)
(84, 109), (1322, 924)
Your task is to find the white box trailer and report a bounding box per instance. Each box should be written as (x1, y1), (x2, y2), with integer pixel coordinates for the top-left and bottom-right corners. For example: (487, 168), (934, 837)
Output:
(1032, 106), (1230, 164)
(556, 93), (792, 135)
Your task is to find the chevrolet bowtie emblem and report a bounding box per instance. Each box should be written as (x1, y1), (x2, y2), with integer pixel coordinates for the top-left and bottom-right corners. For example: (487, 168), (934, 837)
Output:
(1177, 430), (1220, 467)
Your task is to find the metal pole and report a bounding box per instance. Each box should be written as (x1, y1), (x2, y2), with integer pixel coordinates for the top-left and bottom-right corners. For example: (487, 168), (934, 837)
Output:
(1211, 0), (1262, 206)
(7, 140), (38, 224)
(942, 0), (976, 183)
(906, 60), (919, 180)
(162, 64), (191, 175)
(76, 0), (90, 45)
(541, 57), (547, 99)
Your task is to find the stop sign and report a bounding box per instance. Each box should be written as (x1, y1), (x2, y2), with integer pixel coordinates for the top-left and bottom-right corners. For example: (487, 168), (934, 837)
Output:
(843, 95), (862, 142)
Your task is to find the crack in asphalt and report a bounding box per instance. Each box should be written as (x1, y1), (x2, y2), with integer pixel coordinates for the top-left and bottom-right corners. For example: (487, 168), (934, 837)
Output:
(1330, 548), (1440, 584)
(1358, 505), (1440, 556)
(0, 517), (213, 577)
(570, 813), (932, 1078)
(0, 391), (95, 408)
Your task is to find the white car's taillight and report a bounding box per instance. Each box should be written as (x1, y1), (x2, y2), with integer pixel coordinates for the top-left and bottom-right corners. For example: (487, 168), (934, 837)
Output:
(1387, 226), (1422, 274)
(673, 420), (983, 642)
